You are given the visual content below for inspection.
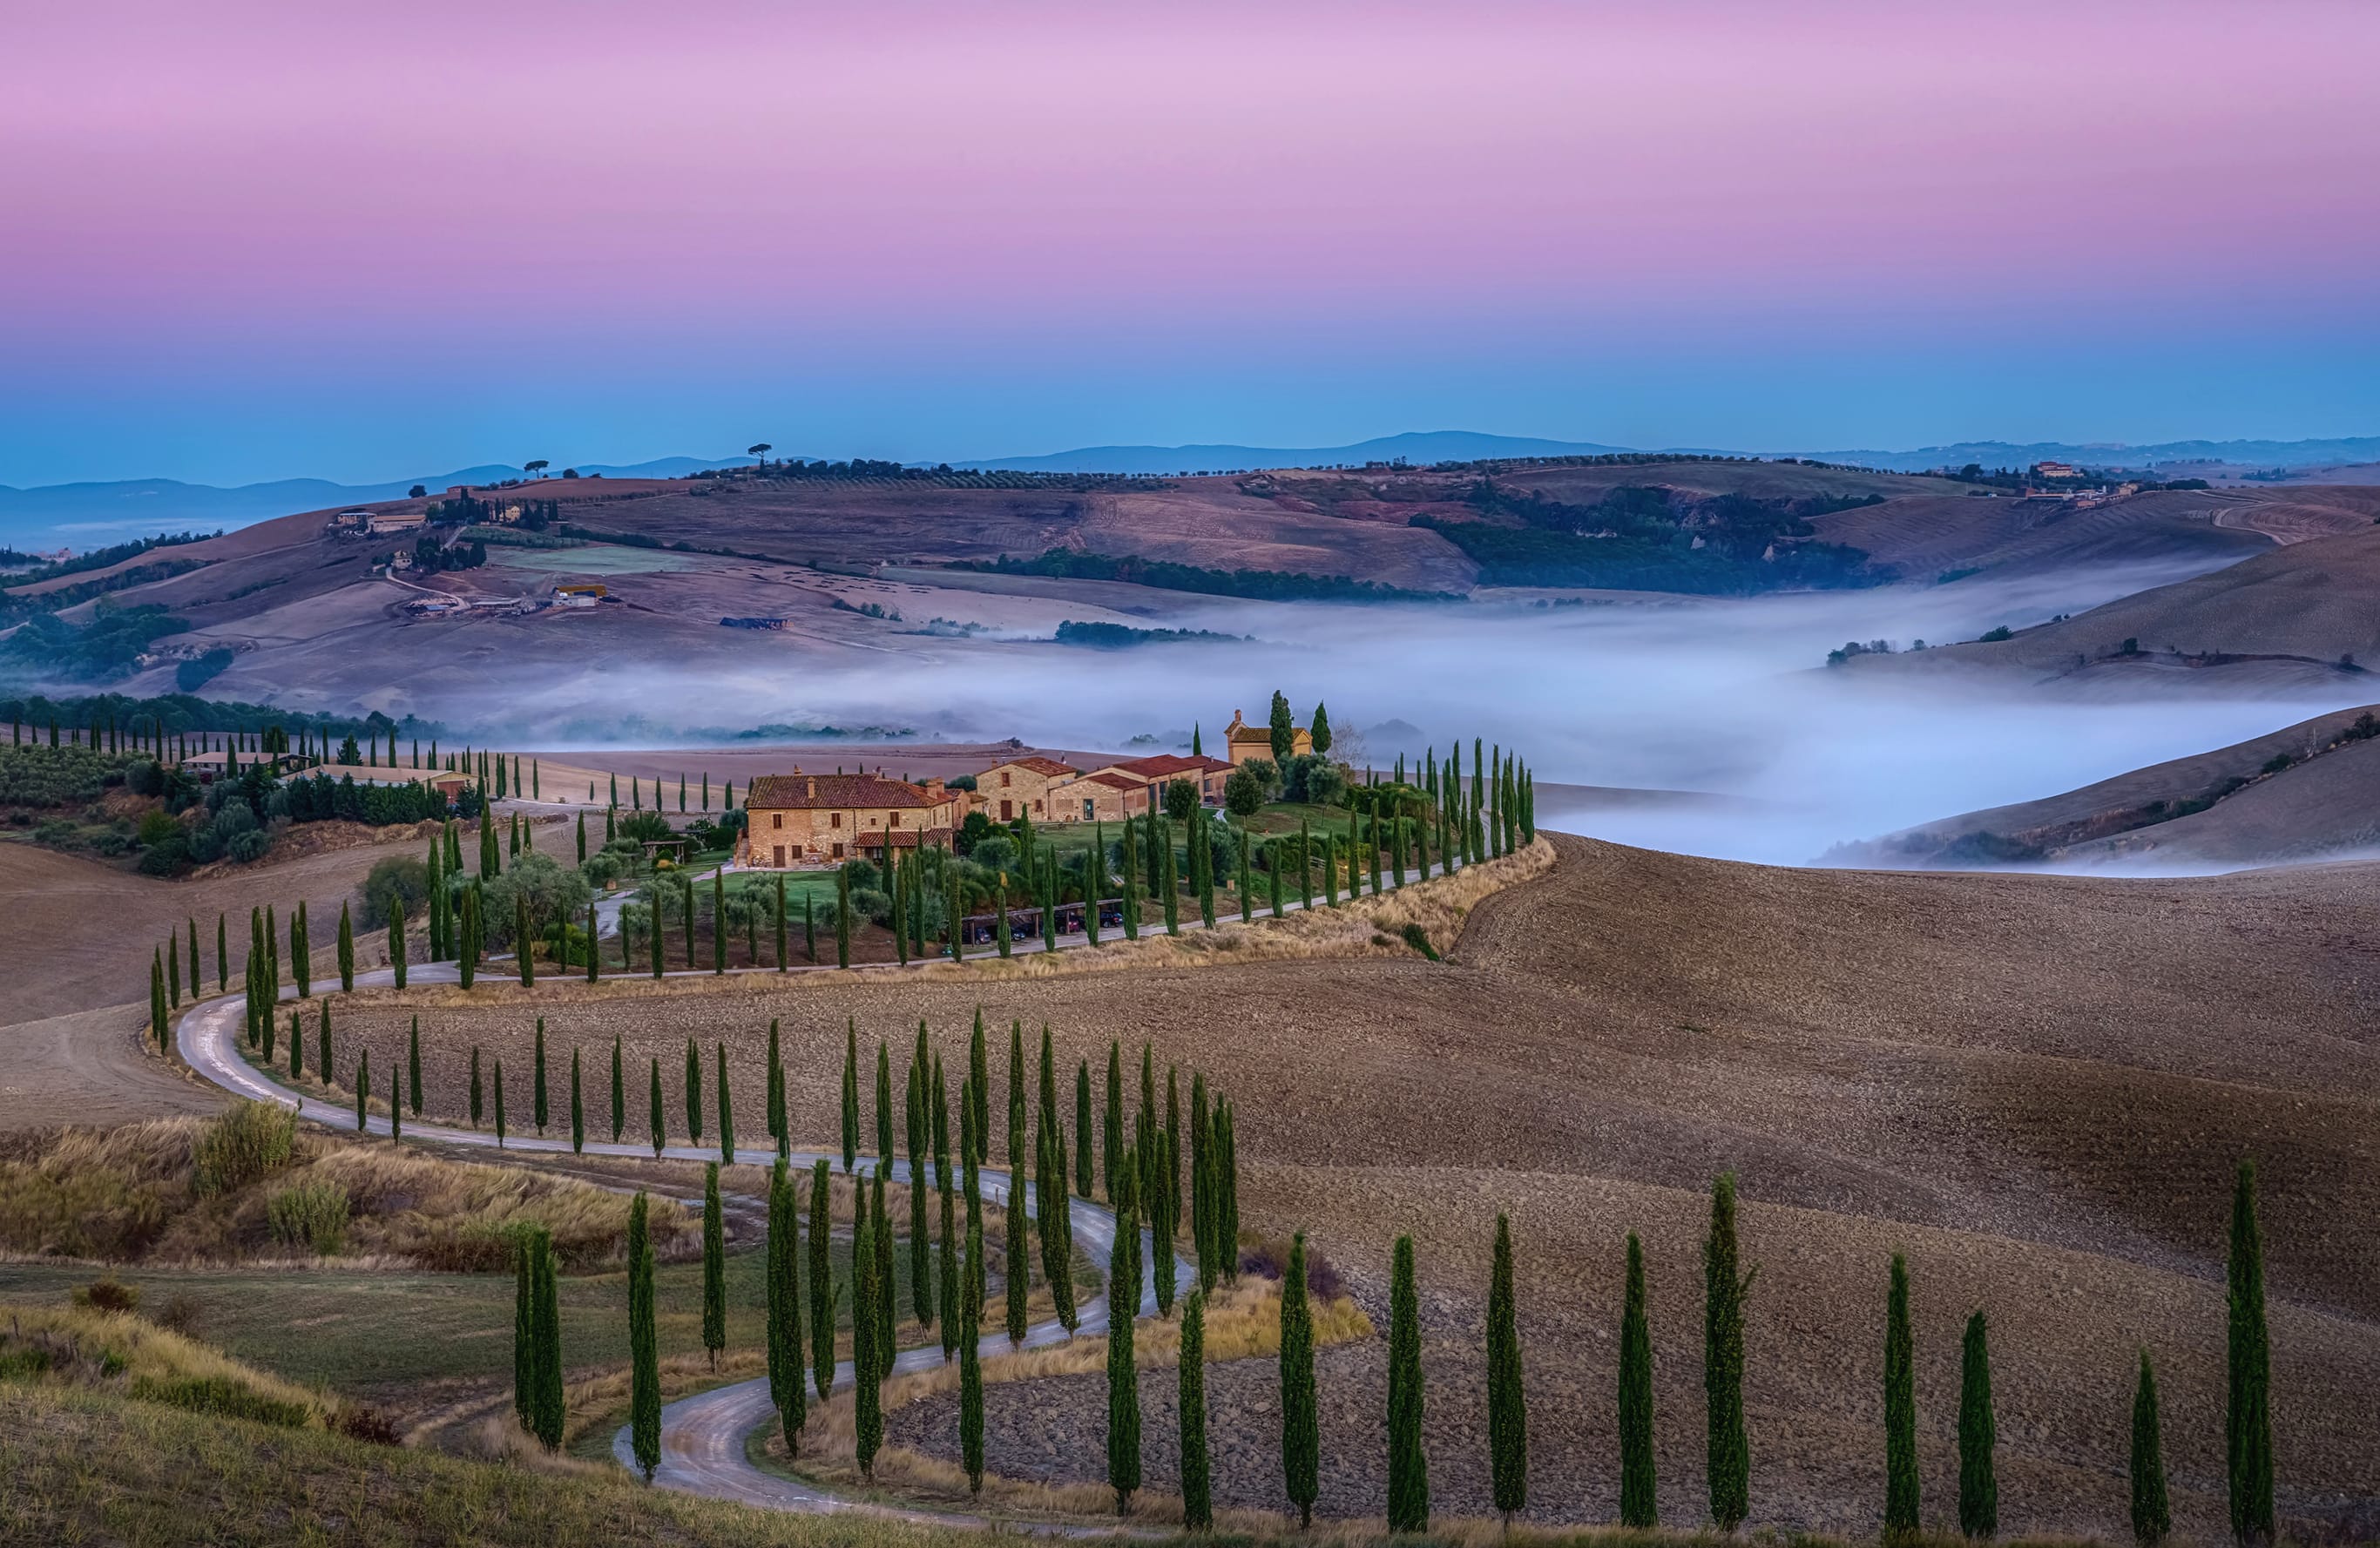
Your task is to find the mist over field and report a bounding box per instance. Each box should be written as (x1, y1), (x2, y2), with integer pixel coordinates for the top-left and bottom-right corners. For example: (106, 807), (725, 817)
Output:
(509, 551), (2358, 868)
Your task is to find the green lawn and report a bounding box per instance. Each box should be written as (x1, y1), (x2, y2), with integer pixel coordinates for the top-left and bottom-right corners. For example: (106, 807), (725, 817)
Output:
(0, 1230), (925, 1406)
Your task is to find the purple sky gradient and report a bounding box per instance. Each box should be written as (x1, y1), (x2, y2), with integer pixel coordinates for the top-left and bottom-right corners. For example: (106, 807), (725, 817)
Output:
(4, 1), (2377, 484)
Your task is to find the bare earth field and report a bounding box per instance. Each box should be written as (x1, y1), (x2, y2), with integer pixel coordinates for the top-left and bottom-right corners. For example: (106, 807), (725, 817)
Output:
(233, 835), (2380, 1541)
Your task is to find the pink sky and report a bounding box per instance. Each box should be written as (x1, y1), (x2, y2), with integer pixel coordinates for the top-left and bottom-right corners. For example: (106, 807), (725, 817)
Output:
(3, 1), (2377, 482)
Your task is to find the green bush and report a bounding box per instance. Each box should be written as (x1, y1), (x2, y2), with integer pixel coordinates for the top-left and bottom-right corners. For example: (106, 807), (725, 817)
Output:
(193, 1104), (295, 1197)
(359, 854), (429, 928)
(266, 1180), (350, 1256)
(0, 745), (130, 809)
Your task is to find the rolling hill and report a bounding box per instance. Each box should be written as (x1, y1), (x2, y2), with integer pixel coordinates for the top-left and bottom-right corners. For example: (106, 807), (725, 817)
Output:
(1826, 703), (2380, 870)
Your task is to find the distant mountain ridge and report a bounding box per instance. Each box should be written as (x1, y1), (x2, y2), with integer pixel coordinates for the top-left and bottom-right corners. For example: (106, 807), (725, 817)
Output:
(0, 456), (740, 550)
(10, 431), (2378, 552)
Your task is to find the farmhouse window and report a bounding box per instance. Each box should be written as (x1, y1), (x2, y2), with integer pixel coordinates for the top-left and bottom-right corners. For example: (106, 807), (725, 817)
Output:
(832, 842), (845, 859)
(1083, 798), (1095, 821)
(889, 812), (901, 828)
(772, 812), (782, 828)
(830, 812), (842, 828)
(1001, 771), (1011, 787)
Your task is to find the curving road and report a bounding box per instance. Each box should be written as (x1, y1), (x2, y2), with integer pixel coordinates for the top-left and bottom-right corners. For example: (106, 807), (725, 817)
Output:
(174, 963), (1196, 1529)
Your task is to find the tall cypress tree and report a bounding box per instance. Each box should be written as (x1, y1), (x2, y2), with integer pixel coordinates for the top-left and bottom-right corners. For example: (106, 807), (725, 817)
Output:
(841, 1020), (860, 1169)
(701, 1162), (727, 1369)
(1180, 1288), (1213, 1532)
(516, 893), (534, 987)
(808, 1159), (836, 1402)
(408, 1017), (423, 1115)
(531, 1227), (564, 1450)
(712, 868), (726, 974)
(570, 1046), (585, 1153)
(1106, 1200), (1142, 1515)
(717, 1042), (734, 1164)
(767, 1018), (788, 1159)
(1619, 1232), (1657, 1527)
(1387, 1234), (1430, 1533)
(318, 1002), (333, 1088)
(853, 1190), (882, 1477)
(1884, 1254), (1920, 1539)
(337, 902), (355, 991)
(390, 902), (409, 990)
(389, 1058), (402, 1144)
(2132, 1349), (2172, 1545)
(909, 1061), (932, 1325)
(469, 1046), (481, 1126)
(1705, 1173), (1753, 1530)
(216, 912), (227, 993)
(1959, 1309), (1998, 1538)
(648, 1057), (666, 1155)
(533, 1018), (550, 1133)
(1281, 1230), (1319, 1527)
(1104, 1041), (1124, 1201)
(2228, 1158), (2275, 1545)
(628, 1192), (660, 1482)
(493, 1057), (505, 1146)
(767, 1161), (808, 1453)
(960, 1217), (985, 1493)
(292, 902), (312, 998)
(876, 1041), (894, 1160)
(1075, 1061), (1094, 1198)
(1489, 1213), (1529, 1524)
(938, 1166), (960, 1361)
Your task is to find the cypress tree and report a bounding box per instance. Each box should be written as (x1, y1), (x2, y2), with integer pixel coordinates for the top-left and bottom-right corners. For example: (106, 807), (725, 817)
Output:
(355, 1048), (371, 1131)
(517, 892), (534, 987)
(960, 1218), (985, 1493)
(514, 1227), (534, 1423)
(712, 868), (726, 974)
(700, 1161), (727, 1369)
(1705, 1173), (1753, 1530)
(717, 1042), (734, 1164)
(1180, 1287), (1213, 1531)
(292, 902), (312, 998)
(767, 1161), (808, 1452)
(469, 1045), (482, 1126)
(389, 1058), (402, 1144)
(1075, 1061), (1094, 1197)
(775, 875), (788, 970)
(586, 902), (598, 983)
(533, 1017), (550, 1133)
(876, 1041), (894, 1160)
(809, 1159), (835, 1402)
(458, 888), (478, 989)
(1281, 1230), (1319, 1527)
(767, 1018), (788, 1157)
(1236, 829), (1254, 922)
(1619, 1232), (1657, 1527)
(841, 1020), (860, 1169)
(493, 1057), (507, 1146)
(2228, 1157), (2275, 1545)
(1387, 1234), (1430, 1532)
(649, 1057), (666, 1155)
(609, 1034), (624, 1142)
(1119, 819), (1139, 940)
(939, 1166), (960, 1359)
(2131, 1350), (2172, 1545)
(216, 912), (227, 994)
(1884, 1254), (1920, 1539)
(1959, 1309), (1998, 1538)
(166, 934), (181, 1011)
(1004, 1151), (1031, 1343)
(873, 1168), (895, 1369)
(909, 1063), (932, 1324)
(1489, 1213), (1529, 1524)
(1104, 1041), (1124, 1201)
(577, 809), (586, 862)
(318, 1002), (332, 1086)
(1106, 1200), (1142, 1514)
(531, 1227), (564, 1450)
(149, 953), (167, 1053)
(628, 1193), (660, 1482)
(685, 1036), (703, 1144)
(853, 1192), (882, 1477)
(1160, 828), (1180, 935)
(389, 901), (409, 989)
(337, 902), (355, 991)
(408, 1017), (423, 1115)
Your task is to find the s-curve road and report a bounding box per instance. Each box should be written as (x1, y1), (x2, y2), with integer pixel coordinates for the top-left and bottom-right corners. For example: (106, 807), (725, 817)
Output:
(175, 978), (1195, 1531)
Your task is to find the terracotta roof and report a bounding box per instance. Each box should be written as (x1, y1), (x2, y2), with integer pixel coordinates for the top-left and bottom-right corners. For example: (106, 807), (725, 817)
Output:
(988, 755), (1080, 778)
(855, 828), (955, 848)
(1108, 754), (1230, 779)
(1072, 771), (1144, 792)
(747, 773), (938, 809)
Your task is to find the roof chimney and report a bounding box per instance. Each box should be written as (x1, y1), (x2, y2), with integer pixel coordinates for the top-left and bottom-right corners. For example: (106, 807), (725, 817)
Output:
(805, 777), (815, 800)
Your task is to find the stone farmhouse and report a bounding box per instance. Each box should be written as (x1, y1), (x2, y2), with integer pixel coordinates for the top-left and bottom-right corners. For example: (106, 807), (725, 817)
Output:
(743, 771), (962, 868)
(976, 755), (1079, 822)
(1222, 709), (1311, 766)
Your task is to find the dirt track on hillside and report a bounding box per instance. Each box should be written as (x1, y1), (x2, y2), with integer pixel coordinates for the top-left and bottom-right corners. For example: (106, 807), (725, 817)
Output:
(247, 834), (2380, 1539)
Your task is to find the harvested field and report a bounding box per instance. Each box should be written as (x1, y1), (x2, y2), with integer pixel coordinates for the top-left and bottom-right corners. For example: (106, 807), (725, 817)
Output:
(281, 834), (2380, 1539)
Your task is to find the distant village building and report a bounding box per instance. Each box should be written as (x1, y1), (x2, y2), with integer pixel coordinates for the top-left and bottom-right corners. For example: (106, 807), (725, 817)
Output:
(2032, 461), (2080, 479)
(743, 771), (961, 867)
(368, 509), (428, 536)
(1222, 709), (1311, 766)
(978, 755), (1081, 821)
(551, 584), (606, 607)
(1046, 753), (1233, 821)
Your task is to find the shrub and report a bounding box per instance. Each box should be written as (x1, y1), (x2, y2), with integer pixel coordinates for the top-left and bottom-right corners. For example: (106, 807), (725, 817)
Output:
(1399, 922), (1441, 960)
(229, 828), (271, 862)
(152, 1293), (205, 1336)
(193, 1103), (296, 1196)
(266, 1179), (351, 1255)
(1223, 767), (1265, 817)
(1239, 1236), (1344, 1301)
(2261, 752), (2295, 775)
(1978, 625), (2014, 643)
(135, 809), (179, 848)
(358, 854), (429, 928)
(130, 1374), (313, 1429)
(332, 1403), (402, 1445)
(72, 1276), (139, 1315)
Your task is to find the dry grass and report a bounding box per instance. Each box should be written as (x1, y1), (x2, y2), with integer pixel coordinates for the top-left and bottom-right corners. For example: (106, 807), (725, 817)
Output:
(0, 1299), (335, 1425)
(0, 1111), (693, 1269)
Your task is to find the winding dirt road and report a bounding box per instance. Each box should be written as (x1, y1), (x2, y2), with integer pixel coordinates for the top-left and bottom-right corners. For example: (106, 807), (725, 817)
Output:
(174, 963), (1194, 1529)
